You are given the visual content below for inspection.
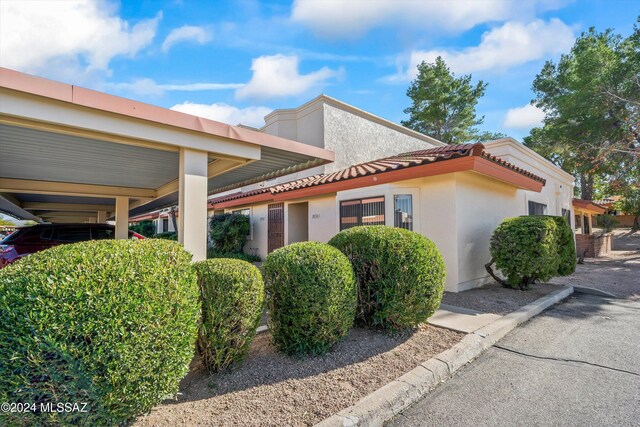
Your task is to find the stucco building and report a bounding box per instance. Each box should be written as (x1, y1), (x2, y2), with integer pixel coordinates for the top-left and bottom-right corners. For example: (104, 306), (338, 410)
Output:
(207, 96), (576, 292)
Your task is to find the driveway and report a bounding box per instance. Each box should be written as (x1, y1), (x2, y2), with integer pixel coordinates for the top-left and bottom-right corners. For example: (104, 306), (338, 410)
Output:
(551, 229), (640, 300)
(390, 293), (640, 426)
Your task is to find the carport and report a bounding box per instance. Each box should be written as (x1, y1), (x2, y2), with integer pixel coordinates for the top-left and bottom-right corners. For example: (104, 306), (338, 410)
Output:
(0, 68), (334, 260)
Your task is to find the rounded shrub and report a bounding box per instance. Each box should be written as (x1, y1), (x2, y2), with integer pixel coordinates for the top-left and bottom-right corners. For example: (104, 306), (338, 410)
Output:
(194, 259), (264, 372)
(0, 239), (199, 426)
(489, 216), (560, 289)
(329, 226), (446, 330)
(263, 242), (356, 356)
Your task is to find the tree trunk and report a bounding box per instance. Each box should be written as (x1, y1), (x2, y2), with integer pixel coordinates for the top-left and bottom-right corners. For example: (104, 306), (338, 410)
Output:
(169, 207), (178, 236)
(634, 215), (640, 231)
(580, 174), (594, 200)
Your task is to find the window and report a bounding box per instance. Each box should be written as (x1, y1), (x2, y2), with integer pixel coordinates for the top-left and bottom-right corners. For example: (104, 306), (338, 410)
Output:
(92, 227), (114, 240)
(233, 208), (250, 216)
(561, 208), (571, 225)
(528, 201), (547, 216)
(583, 215), (591, 234)
(340, 196), (385, 231)
(574, 214), (581, 231)
(162, 218), (169, 233)
(394, 195), (413, 231)
(53, 227), (91, 243)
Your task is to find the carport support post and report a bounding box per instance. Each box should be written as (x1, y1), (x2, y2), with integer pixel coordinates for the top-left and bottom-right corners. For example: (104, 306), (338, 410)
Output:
(97, 210), (107, 223)
(115, 196), (129, 239)
(178, 148), (208, 261)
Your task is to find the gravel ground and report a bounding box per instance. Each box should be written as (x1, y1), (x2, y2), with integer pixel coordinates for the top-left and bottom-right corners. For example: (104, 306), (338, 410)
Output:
(134, 326), (462, 427)
(442, 282), (563, 315)
(550, 229), (640, 300)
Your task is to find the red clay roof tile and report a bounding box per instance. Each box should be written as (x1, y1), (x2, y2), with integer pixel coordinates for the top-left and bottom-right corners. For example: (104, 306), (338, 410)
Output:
(208, 143), (546, 207)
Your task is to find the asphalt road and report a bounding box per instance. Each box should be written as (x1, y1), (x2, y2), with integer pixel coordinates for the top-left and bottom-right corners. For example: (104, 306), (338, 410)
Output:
(389, 293), (640, 427)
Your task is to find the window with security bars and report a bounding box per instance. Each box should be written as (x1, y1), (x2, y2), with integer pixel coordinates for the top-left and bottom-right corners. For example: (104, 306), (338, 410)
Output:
(340, 196), (385, 230)
(394, 195), (413, 230)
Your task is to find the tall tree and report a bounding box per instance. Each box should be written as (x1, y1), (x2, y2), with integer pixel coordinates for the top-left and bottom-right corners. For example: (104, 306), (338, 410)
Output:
(525, 20), (640, 200)
(402, 57), (489, 144)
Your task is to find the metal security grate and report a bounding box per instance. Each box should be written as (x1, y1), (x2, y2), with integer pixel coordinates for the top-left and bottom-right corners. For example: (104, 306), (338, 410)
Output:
(268, 203), (284, 252)
(340, 197), (385, 230)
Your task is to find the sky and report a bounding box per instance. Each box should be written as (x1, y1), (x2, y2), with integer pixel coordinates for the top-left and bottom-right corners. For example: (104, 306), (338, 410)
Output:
(0, 0), (638, 225)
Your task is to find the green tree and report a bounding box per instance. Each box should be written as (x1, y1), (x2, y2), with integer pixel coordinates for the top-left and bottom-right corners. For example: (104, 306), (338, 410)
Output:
(616, 187), (640, 230)
(402, 57), (489, 144)
(525, 20), (640, 200)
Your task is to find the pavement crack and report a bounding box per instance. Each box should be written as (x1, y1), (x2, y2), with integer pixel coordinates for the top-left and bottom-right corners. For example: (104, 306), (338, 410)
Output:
(493, 345), (640, 377)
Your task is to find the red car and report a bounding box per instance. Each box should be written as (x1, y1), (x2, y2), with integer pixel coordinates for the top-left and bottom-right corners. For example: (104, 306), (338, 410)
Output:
(0, 223), (144, 269)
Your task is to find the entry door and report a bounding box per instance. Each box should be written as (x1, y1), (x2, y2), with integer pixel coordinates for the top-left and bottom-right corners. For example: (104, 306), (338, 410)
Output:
(268, 203), (285, 253)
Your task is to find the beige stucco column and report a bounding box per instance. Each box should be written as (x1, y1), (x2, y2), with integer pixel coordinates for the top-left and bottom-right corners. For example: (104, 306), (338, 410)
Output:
(178, 148), (208, 261)
(115, 196), (129, 239)
(97, 210), (107, 223)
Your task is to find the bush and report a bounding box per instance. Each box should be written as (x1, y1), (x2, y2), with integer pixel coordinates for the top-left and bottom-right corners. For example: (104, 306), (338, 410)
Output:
(207, 248), (261, 263)
(129, 219), (156, 237)
(546, 215), (576, 276)
(0, 240), (199, 426)
(209, 213), (250, 253)
(154, 231), (177, 240)
(329, 226), (446, 330)
(263, 242), (356, 355)
(194, 259), (264, 372)
(489, 216), (560, 289)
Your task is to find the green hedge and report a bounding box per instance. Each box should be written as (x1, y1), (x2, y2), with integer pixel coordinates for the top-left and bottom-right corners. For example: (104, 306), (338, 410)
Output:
(0, 240), (199, 426)
(490, 216), (563, 288)
(207, 248), (261, 263)
(194, 259), (264, 372)
(154, 231), (177, 240)
(329, 226), (446, 330)
(546, 215), (576, 276)
(129, 219), (156, 237)
(263, 242), (356, 355)
(209, 213), (250, 253)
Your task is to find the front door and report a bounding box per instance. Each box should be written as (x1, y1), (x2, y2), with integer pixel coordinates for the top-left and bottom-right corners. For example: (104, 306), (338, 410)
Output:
(268, 203), (285, 253)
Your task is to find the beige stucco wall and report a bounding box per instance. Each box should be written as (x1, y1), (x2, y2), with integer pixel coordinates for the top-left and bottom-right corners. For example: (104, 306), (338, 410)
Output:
(484, 139), (575, 227)
(454, 172), (521, 290)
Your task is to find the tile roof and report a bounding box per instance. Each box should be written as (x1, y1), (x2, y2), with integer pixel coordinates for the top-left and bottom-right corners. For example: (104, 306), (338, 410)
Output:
(209, 143), (546, 207)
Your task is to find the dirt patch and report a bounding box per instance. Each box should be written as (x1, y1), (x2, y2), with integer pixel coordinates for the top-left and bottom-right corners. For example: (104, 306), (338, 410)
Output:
(442, 282), (564, 315)
(551, 229), (640, 300)
(134, 326), (462, 427)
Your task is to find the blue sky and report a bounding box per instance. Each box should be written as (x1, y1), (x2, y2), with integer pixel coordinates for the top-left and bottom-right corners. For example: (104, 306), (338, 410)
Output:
(1, 0), (637, 142)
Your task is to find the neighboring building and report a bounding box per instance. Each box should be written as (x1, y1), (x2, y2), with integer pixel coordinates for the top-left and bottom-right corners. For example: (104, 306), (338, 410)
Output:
(129, 208), (176, 235)
(209, 140), (575, 292)
(572, 199), (609, 258)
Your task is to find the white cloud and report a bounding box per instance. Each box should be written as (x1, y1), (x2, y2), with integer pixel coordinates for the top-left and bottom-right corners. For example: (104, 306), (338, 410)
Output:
(503, 103), (545, 128)
(236, 54), (339, 100)
(161, 25), (212, 53)
(106, 78), (243, 97)
(291, 0), (569, 39)
(170, 102), (272, 128)
(391, 19), (574, 81)
(0, 0), (160, 82)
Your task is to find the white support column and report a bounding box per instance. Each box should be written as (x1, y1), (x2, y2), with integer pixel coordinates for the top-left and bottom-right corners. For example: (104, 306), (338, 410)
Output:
(115, 196), (129, 239)
(178, 148), (208, 261)
(97, 210), (107, 223)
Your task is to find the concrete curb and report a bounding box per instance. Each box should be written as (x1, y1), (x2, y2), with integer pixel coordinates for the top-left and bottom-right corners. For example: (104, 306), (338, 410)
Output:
(315, 286), (574, 427)
(572, 286), (617, 298)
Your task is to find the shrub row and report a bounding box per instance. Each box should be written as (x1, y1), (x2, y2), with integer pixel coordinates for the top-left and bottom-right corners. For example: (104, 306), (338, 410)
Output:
(489, 215), (576, 289)
(263, 226), (446, 355)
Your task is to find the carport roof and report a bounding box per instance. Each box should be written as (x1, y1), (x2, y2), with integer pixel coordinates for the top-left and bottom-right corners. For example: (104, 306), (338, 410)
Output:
(0, 68), (335, 221)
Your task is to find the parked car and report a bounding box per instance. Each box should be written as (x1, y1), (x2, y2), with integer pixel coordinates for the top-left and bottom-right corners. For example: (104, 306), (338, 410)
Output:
(0, 223), (144, 269)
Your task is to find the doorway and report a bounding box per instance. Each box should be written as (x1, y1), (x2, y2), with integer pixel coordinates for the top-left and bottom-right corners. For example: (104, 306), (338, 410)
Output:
(268, 203), (284, 252)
